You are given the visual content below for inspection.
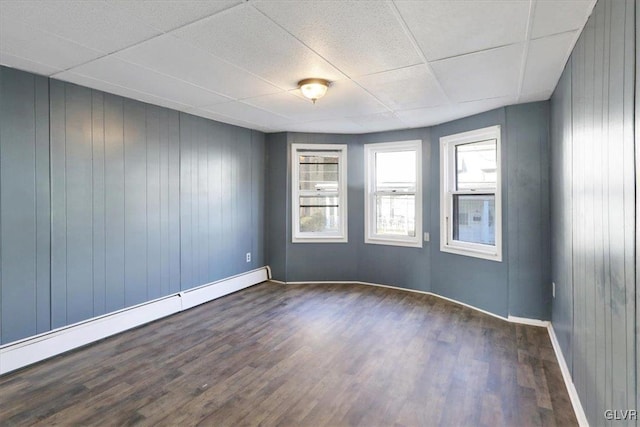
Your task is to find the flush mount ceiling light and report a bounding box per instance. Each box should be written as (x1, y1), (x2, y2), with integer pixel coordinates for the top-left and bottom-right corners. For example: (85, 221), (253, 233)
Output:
(298, 78), (330, 104)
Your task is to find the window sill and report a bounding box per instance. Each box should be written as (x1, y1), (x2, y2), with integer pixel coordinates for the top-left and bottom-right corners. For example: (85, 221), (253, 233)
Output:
(365, 237), (422, 248)
(440, 244), (502, 262)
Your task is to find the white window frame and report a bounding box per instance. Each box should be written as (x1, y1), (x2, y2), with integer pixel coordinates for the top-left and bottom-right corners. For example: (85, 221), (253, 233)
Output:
(292, 143), (348, 243)
(440, 125), (502, 261)
(364, 140), (422, 248)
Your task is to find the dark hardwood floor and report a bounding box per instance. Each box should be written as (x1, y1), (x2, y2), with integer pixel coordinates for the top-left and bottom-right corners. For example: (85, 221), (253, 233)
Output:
(0, 282), (576, 426)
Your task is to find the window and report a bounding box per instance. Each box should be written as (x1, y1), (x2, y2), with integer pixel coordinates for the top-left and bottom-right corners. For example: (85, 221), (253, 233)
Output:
(365, 140), (422, 248)
(440, 125), (502, 261)
(292, 144), (348, 243)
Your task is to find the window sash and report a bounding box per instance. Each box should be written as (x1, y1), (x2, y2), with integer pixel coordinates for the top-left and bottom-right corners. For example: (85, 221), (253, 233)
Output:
(440, 126), (501, 261)
(365, 141), (422, 248)
(292, 144), (348, 243)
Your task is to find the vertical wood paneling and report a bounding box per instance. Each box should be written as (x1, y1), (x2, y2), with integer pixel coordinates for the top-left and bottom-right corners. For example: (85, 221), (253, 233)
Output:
(178, 114), (263, 291)
(550, 0), (637, 424)
(63, 84), (94, 325)
(0, 68), (50, 343)
(91, 91), (106, 317)
(551, 60), (574, 370)
(50, 84), (182, 328)
(104, 94), (126, 313)
(123, 100), (148, 306)
(1, 68), (263, 344)
(49, 80), (68, 329)
(146, 106), (161, 300)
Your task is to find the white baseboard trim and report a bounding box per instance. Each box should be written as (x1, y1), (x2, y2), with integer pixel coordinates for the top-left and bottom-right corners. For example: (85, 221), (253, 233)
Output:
(547, 324), (589, 427)
(0, 267), (269, 376)
(507, 315), (550, 327)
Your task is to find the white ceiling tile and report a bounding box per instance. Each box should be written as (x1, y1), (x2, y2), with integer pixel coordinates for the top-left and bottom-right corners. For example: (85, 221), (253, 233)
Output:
(285, 118), (365, 134)
(171, 4), (346, 90)
(531, 1), (595, 39)
(0, 52), (62, 76)
(346, 112), (408, 133)
(184, 108), (276, 133)
(521, 32), (576, 97)
(394, 0), (529, 61)
(253, 1), (421, 77)
(106, 0), (241, 32)
(115, 35), (282, 100)
(396, 96), (515, 128)
(354, 65), (448, 110)
(431, 44), (523, 103)
(244, 80), (389, 121)
(0, 18), (104, 72)
(200, 101), (293, 129)
(0, 0), (160, 53)
(54, 71), (192, 112)
(62, 56), (231, 107)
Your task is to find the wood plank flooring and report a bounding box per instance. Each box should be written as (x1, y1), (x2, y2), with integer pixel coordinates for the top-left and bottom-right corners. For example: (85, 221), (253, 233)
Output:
(0, 282), (576, 426)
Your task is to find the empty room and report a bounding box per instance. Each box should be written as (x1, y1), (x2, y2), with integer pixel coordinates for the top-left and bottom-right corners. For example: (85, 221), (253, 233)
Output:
(0, 0), (637, 425)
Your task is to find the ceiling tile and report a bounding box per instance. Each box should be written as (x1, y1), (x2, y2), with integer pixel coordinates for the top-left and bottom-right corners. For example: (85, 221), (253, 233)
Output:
(171, 4), (345, 90)
(396, 96), (515, 128)
(285, 118), (365, 134)
(0, 0), (160, 53)
(200, 101), (293, 129)
(347, 112), (408, 133)
(253, 1), (421, 77)
(0, 52), (62, 76)
(62, 56), (231, 107)
(106, 0), (241, 32)
(431, 44), (523, 103)
(0, 18), (104, 72)
(115, 35), (281, 100)
(354, 65), (448, 110)
(54, 71), (192, 112)
(243, 80), (389, 121)
(531, 0), (595, 39)
(184, 108), (276, 133)
(521, 31), (576, 97)
(395, 0), (529, 61)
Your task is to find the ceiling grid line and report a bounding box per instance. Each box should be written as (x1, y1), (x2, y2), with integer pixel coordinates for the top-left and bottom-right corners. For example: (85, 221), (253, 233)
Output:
(516, 0), (538, 103)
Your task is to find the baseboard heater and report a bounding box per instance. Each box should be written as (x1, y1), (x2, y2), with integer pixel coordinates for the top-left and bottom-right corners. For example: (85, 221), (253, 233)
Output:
(0, 267), (269, 375)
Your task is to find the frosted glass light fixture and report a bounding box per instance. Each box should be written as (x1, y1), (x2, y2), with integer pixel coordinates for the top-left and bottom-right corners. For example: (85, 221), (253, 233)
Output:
(298, 78), (330, 104)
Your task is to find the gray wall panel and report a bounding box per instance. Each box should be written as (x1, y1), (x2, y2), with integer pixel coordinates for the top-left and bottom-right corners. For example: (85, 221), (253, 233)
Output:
(63, 84), (94, 325)
(123, 100), (148, 306)
(550, 61), (573, 372)
(91, 91), (106, 317)
(49, 80), (68, 328)
(505, 103), (551, 319)
(550, 0), (637, 423)
(265, 133), (288, 281)
(104, 94), (126, 313)
(0, 67), (50, 343)
(34, 75), (51, 334)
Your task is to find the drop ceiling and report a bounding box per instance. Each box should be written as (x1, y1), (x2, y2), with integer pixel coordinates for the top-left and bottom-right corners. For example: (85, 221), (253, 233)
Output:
(0, 0), (595, 134)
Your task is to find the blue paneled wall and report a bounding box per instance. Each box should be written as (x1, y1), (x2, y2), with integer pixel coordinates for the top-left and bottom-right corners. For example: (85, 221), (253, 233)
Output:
(0, 66), (265, 345)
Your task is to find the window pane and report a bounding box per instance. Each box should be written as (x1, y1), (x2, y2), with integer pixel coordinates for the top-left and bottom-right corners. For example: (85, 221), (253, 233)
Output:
(456, 139), (496, 190)
(453, 194), (495, 245)
(376, 151), (416, 192)
(299, 206), (340, 233)
(375, 194), (415, 237)
(299, 154), (339, 192)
